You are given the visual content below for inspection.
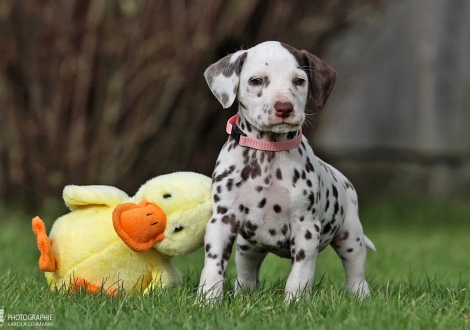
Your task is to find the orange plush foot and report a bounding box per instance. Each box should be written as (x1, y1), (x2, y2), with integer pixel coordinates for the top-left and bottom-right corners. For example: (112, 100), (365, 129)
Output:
(32, 216), (57, 272)
(71, 278), (118, 296)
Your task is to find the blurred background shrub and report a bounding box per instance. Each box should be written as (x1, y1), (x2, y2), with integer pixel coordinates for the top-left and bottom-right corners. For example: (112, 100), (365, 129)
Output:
(0, 0), (468, 212)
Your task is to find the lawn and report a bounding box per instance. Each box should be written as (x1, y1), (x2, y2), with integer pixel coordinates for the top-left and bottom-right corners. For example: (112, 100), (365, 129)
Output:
(0, 199), (468, 329)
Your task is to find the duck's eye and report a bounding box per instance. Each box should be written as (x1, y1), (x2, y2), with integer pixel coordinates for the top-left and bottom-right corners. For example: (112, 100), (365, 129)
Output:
(163, 194), (172, 199)
(249, 77), (263, 86)
(293, 78), (306, 86)
(174, 226), (184, 232)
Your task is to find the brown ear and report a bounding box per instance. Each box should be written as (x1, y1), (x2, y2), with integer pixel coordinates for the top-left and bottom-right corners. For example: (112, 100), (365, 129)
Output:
(300, 50), (336, 109)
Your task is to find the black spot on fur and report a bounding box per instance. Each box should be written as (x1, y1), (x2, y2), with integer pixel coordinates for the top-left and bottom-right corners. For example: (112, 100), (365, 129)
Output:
(206, 52), (247, 83)
(334, 201), (339, 215)
(282, 224), (288, 235)
(273, 204), (282, 213)
(332, 185), (338, 199)
(238, 244), (250, 251)
(267, 152), (275, 162)
(205, 243), (212, 252)
(221, 214), (239, 234)
(305, 230), (312, 240)
(245, 120), (253, 132)
(346, 248), (354, 253)
(276, 168), (283, 180)
(292, 169), (300, 186)
(222, 244), (232, 261)
(242, 221), (258, 240)
(256, 186), (263, 192)
(220, 93), (229, 105)
(314, 224), (320, 232)
(226, 179), (234, 191)
(295, 249), (306, 262)
(307, 191), (315, 211)
(214, 165), (236, 182)
(260, 152), (265, 164)
(245, 221), (257, 231)
(269, 229), (276, 236)
(305, 157), (314, 173)
(322, 223), (332, 234)
(214, 194), (220, 203)
(276, 240), (289, 249)
(258, 198), (267, 208)
(217, 206), (228, 214)
(241, 161), (262, 181)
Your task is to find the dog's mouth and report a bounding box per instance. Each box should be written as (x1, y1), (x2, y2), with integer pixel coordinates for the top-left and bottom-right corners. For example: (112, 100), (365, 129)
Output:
(264, 122), (301, 133)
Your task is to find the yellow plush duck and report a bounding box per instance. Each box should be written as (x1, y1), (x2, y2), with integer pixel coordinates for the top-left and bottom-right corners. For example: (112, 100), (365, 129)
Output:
(32, 172), (211, 295)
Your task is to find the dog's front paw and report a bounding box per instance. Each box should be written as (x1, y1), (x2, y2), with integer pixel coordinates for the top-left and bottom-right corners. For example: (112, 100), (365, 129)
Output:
(195, 282), (224, 308)
(284, 292), (300, 304)
(345, 280), (371, 298)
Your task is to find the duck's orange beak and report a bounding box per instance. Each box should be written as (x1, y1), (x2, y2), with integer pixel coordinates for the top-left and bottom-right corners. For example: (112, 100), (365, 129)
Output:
(113, 201), (166, 252)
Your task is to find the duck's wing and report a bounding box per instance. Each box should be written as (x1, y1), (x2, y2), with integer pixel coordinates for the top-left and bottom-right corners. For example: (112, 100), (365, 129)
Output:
(63, 185), (129, 211)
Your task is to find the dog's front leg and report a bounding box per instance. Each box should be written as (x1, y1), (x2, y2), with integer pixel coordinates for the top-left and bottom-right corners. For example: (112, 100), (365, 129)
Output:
(198, 212), (239, 302)
(234, 234), (268, 295)
(285, 219), (321, 302)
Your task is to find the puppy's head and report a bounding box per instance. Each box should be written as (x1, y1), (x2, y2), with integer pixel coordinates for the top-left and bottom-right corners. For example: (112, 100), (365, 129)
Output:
(204, 41), (336, 133)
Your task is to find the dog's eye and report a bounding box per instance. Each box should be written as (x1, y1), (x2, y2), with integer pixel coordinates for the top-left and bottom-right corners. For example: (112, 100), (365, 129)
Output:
(294, 78), (306, 86)
(249, 78), (263, 86)
(174, 226), (184, 232)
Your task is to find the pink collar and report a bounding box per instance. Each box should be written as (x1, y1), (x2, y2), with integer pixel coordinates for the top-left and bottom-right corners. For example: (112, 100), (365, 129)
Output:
(226, 115), (303, 151)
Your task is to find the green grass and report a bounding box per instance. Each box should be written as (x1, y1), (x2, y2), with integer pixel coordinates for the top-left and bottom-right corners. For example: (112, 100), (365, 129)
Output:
(0, 199), (469, 329)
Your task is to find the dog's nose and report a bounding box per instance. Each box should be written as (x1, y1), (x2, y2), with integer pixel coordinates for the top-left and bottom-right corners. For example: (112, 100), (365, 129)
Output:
(274, 102), (294, 118)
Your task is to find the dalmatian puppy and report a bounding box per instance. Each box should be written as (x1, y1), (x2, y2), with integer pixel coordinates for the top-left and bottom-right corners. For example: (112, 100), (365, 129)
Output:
(198, 41), (375, 303)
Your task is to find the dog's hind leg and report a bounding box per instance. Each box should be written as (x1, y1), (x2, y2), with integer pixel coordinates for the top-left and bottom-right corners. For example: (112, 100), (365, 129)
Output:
(331, 212), (372, 297)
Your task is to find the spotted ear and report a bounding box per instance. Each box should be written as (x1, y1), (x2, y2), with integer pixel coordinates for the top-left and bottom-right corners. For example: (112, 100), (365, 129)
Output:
(204, 50), (248, 108)
(300, 50), (336, 109)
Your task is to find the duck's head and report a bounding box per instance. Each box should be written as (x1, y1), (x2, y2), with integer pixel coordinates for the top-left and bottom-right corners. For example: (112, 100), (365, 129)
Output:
(112, 172), (212, 256)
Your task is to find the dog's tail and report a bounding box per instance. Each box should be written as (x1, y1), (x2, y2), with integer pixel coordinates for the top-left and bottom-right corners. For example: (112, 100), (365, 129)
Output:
(364, 235), (376, 252)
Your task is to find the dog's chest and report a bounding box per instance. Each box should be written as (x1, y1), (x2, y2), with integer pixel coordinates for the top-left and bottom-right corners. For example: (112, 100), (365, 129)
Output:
(234, 171), (295, 257)
(218, 146), (311, 255)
